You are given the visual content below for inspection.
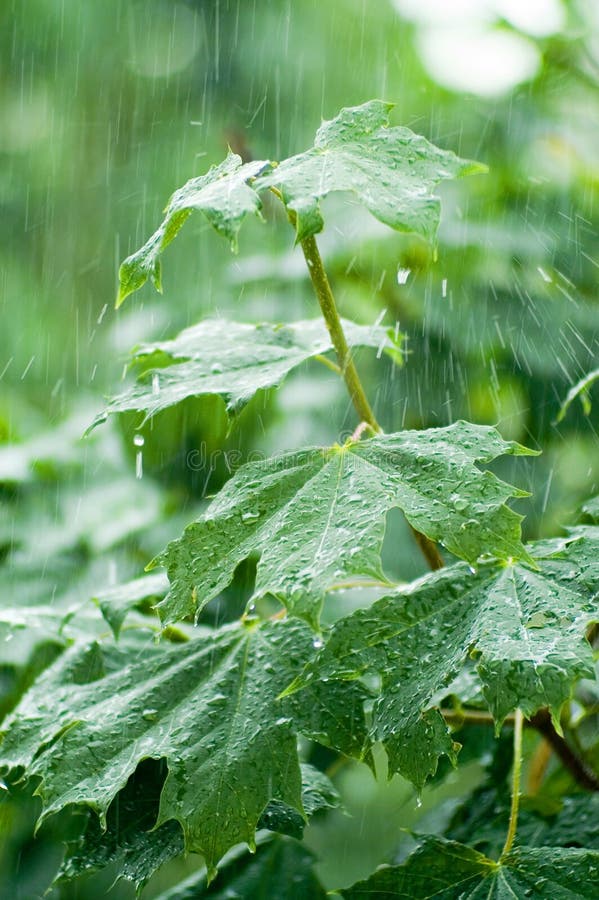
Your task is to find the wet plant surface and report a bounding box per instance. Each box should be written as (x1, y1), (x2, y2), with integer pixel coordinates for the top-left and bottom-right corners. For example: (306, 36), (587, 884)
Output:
(1, 3), (599, 898)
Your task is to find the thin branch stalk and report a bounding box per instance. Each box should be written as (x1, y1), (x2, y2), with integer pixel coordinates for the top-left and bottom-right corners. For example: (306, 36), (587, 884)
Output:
(501, 708), (523, 859)
(299, 231), (445, 571)
(300, 234), (380, 431)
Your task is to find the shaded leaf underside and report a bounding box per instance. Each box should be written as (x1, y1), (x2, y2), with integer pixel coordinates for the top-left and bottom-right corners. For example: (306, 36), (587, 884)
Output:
(57, 760), (337, 892)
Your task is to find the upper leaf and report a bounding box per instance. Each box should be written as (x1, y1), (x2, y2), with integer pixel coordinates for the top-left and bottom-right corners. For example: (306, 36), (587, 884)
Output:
(116, 153), (270, 307)
(255, 100), (485, 242)
(153, 422), (535, 627)
(289, 531), (598, 787)
(0, 618), (367, 879)
(116, 101), (484, 305)
(340, 837), (599, 899)
(90, 317), (403, 430)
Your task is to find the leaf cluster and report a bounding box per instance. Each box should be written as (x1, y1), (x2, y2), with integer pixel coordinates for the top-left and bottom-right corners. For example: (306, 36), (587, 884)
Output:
(1, 101), (597, 899)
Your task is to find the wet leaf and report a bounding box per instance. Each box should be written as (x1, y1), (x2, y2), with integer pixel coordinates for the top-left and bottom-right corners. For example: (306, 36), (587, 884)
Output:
(154, 835), (327, 900)
(557, 367), (599, 422)
(258, 762), (341, 840)
(154, 422), (535, 626)
(116, 101), (483, 306)
(290, 531), (599, 787)
(94, 571), (169, 638)
(0, 618), (367, 879)
(117, 153), (270, 307)
(340, 837), (599, 898)
(56, 760), (337, 892)
(91, 317), (403, 429)
(255, 99), (485, 242)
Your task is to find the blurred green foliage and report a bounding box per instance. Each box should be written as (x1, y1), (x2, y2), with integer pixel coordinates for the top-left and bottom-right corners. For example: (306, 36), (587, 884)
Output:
(1, 0), (599, 896)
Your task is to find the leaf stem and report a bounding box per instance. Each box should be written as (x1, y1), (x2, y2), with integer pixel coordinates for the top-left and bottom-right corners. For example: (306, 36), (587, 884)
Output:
(300, 233), (381, 432)
(297, 228), (445, 571)
(528, 708), (599, 792)
(501, 708), (523, 859)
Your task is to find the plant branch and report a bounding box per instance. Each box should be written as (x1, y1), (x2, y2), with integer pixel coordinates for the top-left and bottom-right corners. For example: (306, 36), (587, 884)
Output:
(441, 706), (599, 792)
(300, 233), (380, 431)
(295, 224), (445, 571)
(501, 708), (523, 859)
(528, 708), (599, 792)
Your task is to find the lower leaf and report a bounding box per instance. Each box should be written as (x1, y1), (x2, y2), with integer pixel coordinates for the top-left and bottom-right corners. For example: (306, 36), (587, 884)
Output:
(0, 619), (368, 879)
(340, 837), (599, 898)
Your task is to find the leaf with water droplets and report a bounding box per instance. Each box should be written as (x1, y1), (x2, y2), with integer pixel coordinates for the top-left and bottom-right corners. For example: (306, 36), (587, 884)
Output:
(90, 317), (403, 430)
(116, 153), (270, 307)
(255, 99), (485, 242)
(116, 101), (483, 306)
(289, 530), (598, 788)
(0, 618), (367, 880)
(56, 760), (337, 893)
(153, 835), (327, 900)
(94, 571), (169, 638)
(340, 837), (599, 898)
(154, 422), (534, 627)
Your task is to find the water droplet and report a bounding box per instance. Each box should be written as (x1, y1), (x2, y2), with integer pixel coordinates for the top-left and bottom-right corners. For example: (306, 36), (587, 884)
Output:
(142, 708), (159, 721)
(312, 637), (324, 649)
(133, 433), (145, 447)
(241, 510), (261, 523)
(396, 267), (411, 285)
(211, 363), (223, 374)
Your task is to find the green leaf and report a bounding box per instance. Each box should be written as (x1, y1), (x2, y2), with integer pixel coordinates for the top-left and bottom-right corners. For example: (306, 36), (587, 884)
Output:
(154, 422), (535, 627)
(446, 786), (599, 859)
(258, 763), (341, 840)
(290, 531), (598, 787)
(57, 760), (337, 892)
(56, 759), (184, 893)
(154, 835), (327, 900)
(255, 100), (485, 242)
(557, 367), (599, 422)
(0, 618), (367, 879)
(93, 571), (169, 638)
(580, 496), (599, 524)
(116, 153), (270, 307)
(90, 317), (403, 430)
(339, 837), (599, 898)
